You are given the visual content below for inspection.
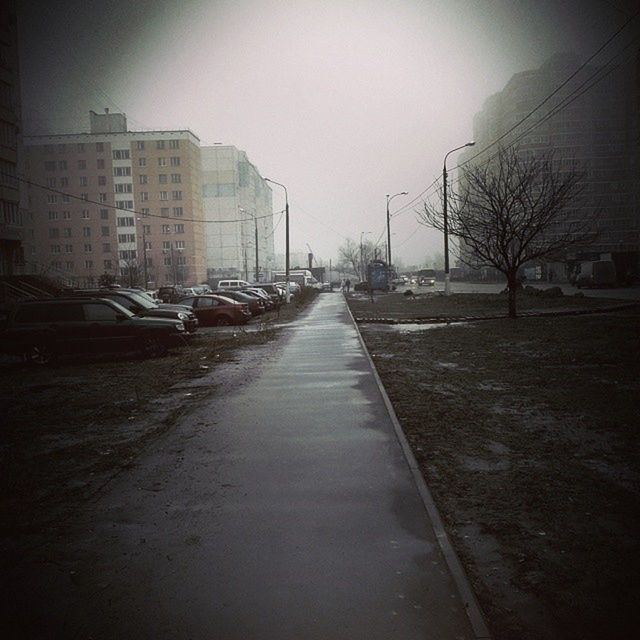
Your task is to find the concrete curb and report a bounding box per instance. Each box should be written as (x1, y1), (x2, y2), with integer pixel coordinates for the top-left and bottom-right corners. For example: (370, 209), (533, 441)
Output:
(354, 301), (639, 324)
(345, 301), (493, 640)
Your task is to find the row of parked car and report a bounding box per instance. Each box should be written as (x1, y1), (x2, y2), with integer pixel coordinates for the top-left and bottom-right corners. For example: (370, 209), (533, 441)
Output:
(0, 281), (291, 365)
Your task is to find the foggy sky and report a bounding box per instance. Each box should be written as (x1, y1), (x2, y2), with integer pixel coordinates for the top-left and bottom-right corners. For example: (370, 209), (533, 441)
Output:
(17, 0), (637, 267)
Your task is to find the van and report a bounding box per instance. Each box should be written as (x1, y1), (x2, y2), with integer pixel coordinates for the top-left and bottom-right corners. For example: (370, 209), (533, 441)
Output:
(217, 279), (251, 291)
(575, 260), (616, 288)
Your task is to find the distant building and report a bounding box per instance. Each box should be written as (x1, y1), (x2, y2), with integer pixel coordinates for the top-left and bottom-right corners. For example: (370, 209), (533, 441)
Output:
(201, 145), (274, 282)
(459, 52), (640, 280)
(22, 111), (207, 287)
(0, 0), (23, 276)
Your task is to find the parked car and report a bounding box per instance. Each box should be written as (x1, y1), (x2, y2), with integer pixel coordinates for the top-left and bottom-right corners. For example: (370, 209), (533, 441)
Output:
(217, 279), (251, 291)
(65, 289), (199, 333)
(214, 289), (265, 316)
(248, 283), (284, 306)
(0, 297), (186, 364)
(177, 294), (252, 326)
(158, 285), (186, 303)
(241, 287), (276, 311)
(574, 260), (617, 288)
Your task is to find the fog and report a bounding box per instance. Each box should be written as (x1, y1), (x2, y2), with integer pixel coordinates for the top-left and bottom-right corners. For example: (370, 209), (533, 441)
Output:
(17, 0), (635, 267)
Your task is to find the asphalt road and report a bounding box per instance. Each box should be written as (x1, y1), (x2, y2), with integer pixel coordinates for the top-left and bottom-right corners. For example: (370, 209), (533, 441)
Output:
(6, 293), (481, 639)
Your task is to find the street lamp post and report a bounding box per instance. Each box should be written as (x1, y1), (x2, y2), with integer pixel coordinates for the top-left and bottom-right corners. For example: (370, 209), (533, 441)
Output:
(264, 178), (290, 302)
(443, 141), (475, 295)
(360, 231), (371, 281)
(137, 217), (148, 289)
(240, 207), (260, 282)
(385, 191), (408, 271)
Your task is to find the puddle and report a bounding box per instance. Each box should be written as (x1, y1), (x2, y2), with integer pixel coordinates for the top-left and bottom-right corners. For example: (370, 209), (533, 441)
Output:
(363, 322), (468, 333)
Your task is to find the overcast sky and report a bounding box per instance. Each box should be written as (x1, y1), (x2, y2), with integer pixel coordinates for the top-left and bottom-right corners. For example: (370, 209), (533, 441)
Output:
(17, 0), (637, 267)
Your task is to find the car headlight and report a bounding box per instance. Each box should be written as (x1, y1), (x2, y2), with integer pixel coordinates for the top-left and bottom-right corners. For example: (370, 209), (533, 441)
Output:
(176, 322), (185, 331)
(178, 312), (188, 320)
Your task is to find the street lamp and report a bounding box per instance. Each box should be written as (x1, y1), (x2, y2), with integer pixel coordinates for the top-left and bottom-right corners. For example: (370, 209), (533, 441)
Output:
(385, 191), (408, 272)
(360, 231), (371, 281)
(263, 177), (290, 303)
(443, 141), (475, 295)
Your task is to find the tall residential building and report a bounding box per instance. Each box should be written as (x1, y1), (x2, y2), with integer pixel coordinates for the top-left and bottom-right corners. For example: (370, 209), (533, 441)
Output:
(22, 110), (206, 287)
(201, 145), (274, 281)
(460, 52), (640, 280)
(0, 0), (23, 276)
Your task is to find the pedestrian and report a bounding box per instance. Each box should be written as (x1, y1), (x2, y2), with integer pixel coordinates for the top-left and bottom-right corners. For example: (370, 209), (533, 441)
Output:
(345, 279), (351, 293)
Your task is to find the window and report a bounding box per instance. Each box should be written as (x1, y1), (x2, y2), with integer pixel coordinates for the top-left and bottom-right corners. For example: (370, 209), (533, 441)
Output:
(143, 225), (151, 235)
(79, 176), (88, 186)
(172, 207), (183, 217)
(77, 143), (85, 153)
(162, 225), (171, 234)
(101, 226), (110, 236)
(116, 200), (133, 210)
(64, 244), (73, 253)
(84, 243), (92, 253)
(139, 174), (148, 184)
(171, 173), (181, 183)
(46, 177), (56, 187)
(138, 157), (146, 167)
(63, 228), (72, 237)
(100, 209), (109, 219)
(118, 233), (136, 243)
(104, 259), (112, 269)
(170, 156), (180, 166)
(58, 161), (67, 170)
(44, 145), (54, 154)
(140, 192), (148, 201)
(98, 175), (106, 186)
(159, 191), (168, 200)
(78, 160), (86, 170)
(162, 241), (171, 249)
(44, 161), (56, 171)
(83, 227), (91, 237)
(164, 256), (172, 266)
(62, 210), (71, 220)
(172, 191), (182, 200)
(169, 140), (180, 149)
(103, 244), (111, 253)
(47, 194), (57, 204)
(161, 207), (169, 217)
(177, 255), (187, 266)
(99, 193), (107, 202)
(96, 142), (104, 152)
(59, 177), (69, 187)
(81, 209), (90, 219)
(48, 211), (58, 220)
(140, 208), (149, 217)
(97, 158), (105, 169)
(136, 141), (145, 150)
(84, 260), (93, 269)
(115, 183), (132, 193)
(61, 194), (70, 203)
(112, 149), (130, 160)
(117, 216), (134, 227)
(50, 245), (61, 254)
(66, 261), (74, 270)
(49, 228), (59, 238)
(156, 140), (165, 149)
(57, 144), (66, 153)
(158, 157), (166, 167)
(119, 249), (137, 260)
(174, 224), (184, 233)
(113, 166), (131, 177)
(84, 302), (119, 321)
(175, 240), (185, 249)
(80, 193), (88, 201)
(158, 174), (167, 184)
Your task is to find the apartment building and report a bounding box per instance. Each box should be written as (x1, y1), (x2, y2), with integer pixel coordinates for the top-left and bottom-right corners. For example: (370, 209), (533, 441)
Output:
(459, 52), (640, 280)
(0, 0), (22, 276)
(201, 145), (274, 282)
(22, 110), (206, 287)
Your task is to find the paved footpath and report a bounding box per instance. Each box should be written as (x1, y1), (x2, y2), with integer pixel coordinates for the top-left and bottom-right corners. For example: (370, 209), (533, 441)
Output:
(16, 293), (488, 639)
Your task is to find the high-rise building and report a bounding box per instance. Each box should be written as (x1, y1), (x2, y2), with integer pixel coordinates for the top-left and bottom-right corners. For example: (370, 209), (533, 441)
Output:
(0, 0), (23, 276)
(201, 145), (274, 281)
(460, 52), (640, 280)
(22, 111), (206, 287)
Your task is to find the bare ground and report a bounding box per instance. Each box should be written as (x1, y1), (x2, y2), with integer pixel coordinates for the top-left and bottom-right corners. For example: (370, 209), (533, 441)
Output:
(349, 291), (640, 640)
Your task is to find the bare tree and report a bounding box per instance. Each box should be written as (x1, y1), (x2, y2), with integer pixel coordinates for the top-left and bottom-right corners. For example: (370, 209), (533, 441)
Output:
(419, 147), (592, 317)
(337, 238), (378, 280)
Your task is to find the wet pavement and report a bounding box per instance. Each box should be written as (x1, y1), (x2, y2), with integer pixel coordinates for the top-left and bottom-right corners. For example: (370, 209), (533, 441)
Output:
(14, 293), (485, 639)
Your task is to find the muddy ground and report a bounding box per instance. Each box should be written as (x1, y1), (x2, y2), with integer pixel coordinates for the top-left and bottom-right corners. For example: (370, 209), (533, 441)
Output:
(349, 290), (639, 640)
(2, 289), (638, 639)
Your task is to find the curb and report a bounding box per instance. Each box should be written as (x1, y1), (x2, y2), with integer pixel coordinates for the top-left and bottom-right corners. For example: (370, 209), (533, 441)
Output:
(345, 301), (493, 640)
(354, 301), (639, 324)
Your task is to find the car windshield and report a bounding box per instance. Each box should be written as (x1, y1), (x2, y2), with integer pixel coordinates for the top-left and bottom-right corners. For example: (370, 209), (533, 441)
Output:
(121, 291), (156, 309)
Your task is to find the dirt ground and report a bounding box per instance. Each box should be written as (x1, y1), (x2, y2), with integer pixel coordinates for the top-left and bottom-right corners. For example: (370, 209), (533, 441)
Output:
(349, 290), (640, 640)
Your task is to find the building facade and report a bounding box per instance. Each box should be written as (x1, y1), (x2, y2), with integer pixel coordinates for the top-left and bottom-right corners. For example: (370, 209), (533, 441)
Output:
(459, 52), (640, 281)
(0, 0), (23, 276)
(201, 145), (274, 282)
(22, 111), (206, 287)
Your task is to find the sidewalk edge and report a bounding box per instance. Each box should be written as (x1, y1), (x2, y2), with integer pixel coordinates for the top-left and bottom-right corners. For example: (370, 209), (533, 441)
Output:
(345, 296), (493, 640)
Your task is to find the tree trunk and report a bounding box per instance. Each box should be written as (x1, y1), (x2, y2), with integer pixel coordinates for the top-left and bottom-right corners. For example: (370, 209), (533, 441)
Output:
(507, 272), (519, 318)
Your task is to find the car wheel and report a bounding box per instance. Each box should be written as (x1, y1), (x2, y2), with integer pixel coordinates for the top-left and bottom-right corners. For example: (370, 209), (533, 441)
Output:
(25, 343), (56, 365)
(141, 335), (168, 358)
(216, 315), (233, 326)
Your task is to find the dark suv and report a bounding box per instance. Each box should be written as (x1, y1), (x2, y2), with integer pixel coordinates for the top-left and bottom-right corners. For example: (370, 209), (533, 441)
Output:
(0, 298), (187, 364)
(67, 289), (198, 333)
